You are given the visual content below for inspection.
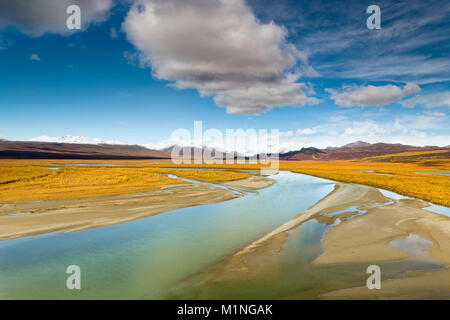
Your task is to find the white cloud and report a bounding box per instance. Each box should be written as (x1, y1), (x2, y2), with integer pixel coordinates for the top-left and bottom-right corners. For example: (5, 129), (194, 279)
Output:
(279, 130), (294, 137)
(30, 53), (40, 61)
(329, 115), (348, 122)
(122, 0), (316, 114)
(29, 135), (127, 145)
(343, 121), (384, 136)
(296, 128), (316, 135)
(411, 130), (427, 138)
(327, 83), (420, 107)
(425, 111), (446, 117)
(400, 92), (450, 108)
(0, 0), (113, 36)
(340, 114), (447, 141)
(301, 66), (321, 78)
(123, 50), (138, 65)
(110, 27), (118, 38)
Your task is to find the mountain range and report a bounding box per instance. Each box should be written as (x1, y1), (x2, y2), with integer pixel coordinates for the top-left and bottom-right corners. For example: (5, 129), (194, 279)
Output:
(0, 138), (447, 160)
(279, 141), (445, 160)
(0, 140), (169, 159)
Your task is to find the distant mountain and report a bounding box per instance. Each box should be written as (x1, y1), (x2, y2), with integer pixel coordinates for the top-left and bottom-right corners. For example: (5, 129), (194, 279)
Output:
(280, 147), (325, 160)
(0, 141), (170, 159)
(280, 142), (446, 161)
(30, 135), (127, 145)
(0, 136), (7, 141)
(0, 139), (447, 161)
(342, 141), (372, 148)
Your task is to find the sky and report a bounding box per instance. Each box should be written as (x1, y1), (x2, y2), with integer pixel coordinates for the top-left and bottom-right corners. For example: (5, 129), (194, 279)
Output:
(0, 0), (449, 151)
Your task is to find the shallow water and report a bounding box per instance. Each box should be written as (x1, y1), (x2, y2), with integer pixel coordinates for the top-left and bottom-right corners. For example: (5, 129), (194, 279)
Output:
(387, 234), (441, 265)
(378, 188), (450, 217)
(327, 206), (366, 216)
(360, 170), (393, 175)
(166, 173), (250, 195)
(424, 203), (450, 217)
(7, 212), (33, 216)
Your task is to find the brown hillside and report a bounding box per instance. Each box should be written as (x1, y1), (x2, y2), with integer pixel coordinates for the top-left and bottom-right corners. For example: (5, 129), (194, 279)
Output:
(0, 141), (170, 159)
(280, 142), (445, 161)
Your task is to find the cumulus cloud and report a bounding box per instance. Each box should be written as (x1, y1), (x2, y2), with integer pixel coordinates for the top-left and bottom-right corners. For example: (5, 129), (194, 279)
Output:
(122, 0), (317, 114)
(327, 83), (420, 107)
(30, 53), (40, 61)
(400, 92), (450, 108)
(0, 0), (113, 36)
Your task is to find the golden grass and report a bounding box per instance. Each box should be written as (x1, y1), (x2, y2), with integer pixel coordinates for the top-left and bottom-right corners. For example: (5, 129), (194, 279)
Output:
(161, 168), (249, 182)
(0, 164), (248, 202)
(362, 149), (450, 162)
(280, 160), (450, 207)
(0, 156), (448, 206)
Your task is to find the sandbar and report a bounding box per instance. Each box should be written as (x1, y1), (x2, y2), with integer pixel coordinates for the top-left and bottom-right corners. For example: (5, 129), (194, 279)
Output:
(177, 182), (450, 299)
(0, 175), (274, 240)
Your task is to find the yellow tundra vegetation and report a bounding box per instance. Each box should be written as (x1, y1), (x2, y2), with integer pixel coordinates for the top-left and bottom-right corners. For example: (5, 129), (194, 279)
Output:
(0, 164), (249, 202)
(362, 149), (450, 163)
(280, 160), (450, 207)
(0, 153), (448, 207)
(144, 155), (450, 206)
(161, 168), (250, 182)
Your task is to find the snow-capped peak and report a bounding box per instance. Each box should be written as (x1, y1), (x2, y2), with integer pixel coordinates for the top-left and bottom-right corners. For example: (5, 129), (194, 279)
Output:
(29, 135), (128, 145)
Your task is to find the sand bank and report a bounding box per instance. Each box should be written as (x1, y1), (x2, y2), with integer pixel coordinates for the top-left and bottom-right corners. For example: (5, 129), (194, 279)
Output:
(320, 268), (450, 299)
(314, 197), (450, 266)
(0, 175), (273, 241)
(223, 175), (275, 190)
(178, 182), (450, 299)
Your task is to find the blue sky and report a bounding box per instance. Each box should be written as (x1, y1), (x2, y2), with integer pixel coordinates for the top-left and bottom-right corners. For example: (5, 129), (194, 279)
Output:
(0, 0), (448, 150)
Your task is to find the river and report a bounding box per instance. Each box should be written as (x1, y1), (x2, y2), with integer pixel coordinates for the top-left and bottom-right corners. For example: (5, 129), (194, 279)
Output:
(0, 171), (446, 299)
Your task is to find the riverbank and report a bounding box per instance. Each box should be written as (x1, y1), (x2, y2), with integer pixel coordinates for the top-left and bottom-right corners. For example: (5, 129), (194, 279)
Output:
(0, 175), (274, 241)
(177, 181), (450, 299)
